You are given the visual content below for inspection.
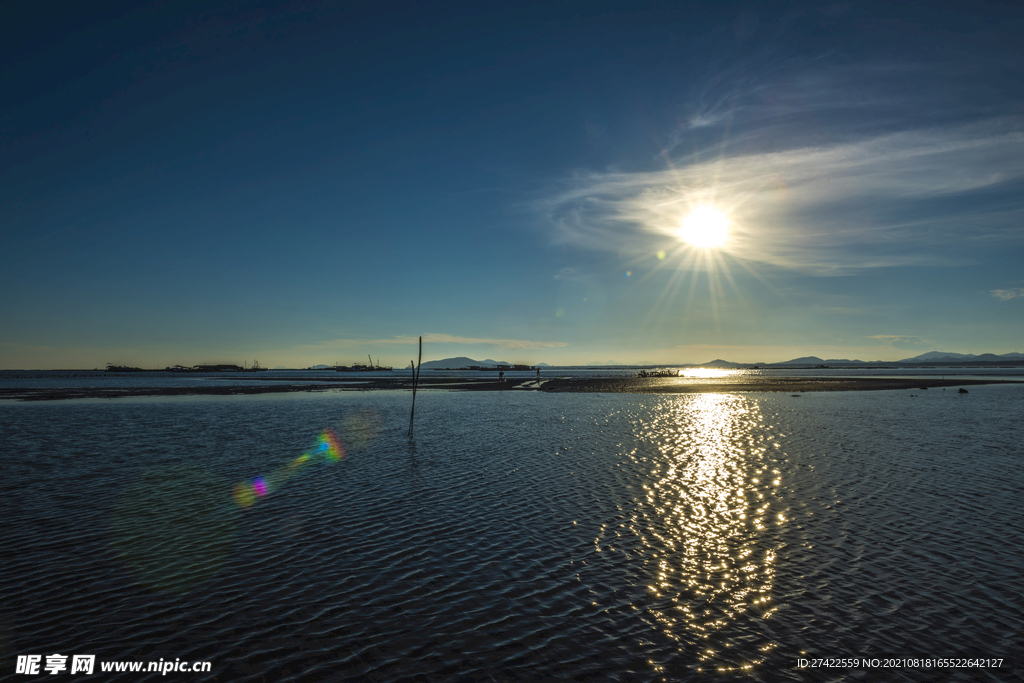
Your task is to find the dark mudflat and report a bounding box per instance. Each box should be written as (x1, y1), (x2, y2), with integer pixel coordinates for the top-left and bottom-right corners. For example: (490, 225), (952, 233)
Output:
(1, 376), (1015, 401)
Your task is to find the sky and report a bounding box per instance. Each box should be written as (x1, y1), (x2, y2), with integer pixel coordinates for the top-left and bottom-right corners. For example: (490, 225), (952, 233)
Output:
(2, 1), (1023, 369)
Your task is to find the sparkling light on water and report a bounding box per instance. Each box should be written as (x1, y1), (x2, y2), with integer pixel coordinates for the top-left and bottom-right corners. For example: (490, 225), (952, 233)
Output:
(616, 394), (784, 674)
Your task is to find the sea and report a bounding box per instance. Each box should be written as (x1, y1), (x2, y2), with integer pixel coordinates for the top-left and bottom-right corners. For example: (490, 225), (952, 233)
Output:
(1, 369), (1022, 681)
(2, 365), (1023, 390)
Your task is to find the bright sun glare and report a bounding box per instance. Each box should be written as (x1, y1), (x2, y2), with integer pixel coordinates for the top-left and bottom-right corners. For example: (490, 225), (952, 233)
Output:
(679, 207), (729, 248)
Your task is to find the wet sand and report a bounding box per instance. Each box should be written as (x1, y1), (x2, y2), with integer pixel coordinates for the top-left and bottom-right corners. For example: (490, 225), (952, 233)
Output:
(0, 376), (1013, 401)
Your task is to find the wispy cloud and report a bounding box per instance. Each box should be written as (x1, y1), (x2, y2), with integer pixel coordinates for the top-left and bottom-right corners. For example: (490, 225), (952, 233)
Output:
(539, 22), (1024, 277)
(398, 334), (568, 349)
(811, 305), (869, 315)
(292, 334), (568, 350)
(553, 267), (582, 281)
(542, 119), (1024, 274)
(868, 335), (933, 347)
(667, 342), (914, 363)
(990, 288), (1024, 301)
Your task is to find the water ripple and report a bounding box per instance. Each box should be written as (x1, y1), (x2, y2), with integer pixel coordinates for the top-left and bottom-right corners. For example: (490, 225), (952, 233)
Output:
(2, 388), (1021, 681)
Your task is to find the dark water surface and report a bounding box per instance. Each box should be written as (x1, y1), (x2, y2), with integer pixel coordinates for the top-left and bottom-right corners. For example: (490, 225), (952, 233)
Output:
(2, 366), (1021, 391)
(2, 386), (1021, 681)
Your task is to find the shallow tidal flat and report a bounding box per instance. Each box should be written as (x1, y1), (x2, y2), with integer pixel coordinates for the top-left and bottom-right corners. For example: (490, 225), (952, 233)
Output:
(2, 385), (1021, 681)
(539, 376), (1007, 394)
(0, 375), (1009, 401)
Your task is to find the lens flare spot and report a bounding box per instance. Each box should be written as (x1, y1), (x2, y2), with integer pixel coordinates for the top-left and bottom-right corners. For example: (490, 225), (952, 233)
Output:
(233, 482), (256, 508)
(321, 428), (345, 461)
(231, 424), (356, 510)
(339, 411), (382, 450)
(112, 466), (238, 593)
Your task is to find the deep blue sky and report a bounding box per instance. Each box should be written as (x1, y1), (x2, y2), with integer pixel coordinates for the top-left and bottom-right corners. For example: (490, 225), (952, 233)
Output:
(3, 1), (1022, 368)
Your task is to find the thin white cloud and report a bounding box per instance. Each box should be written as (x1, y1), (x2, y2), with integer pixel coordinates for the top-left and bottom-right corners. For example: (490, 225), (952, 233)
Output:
(666, 342), (914, 363)
(292, 334), (568, 350)
(542, 119), (1024, 274)
(868, 335), (933, 346)
(990, 288), (1024, 301)
(397, 334), (568, 349)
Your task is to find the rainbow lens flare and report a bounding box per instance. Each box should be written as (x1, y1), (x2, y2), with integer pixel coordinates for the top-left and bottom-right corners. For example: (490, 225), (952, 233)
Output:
(233, 482), (256, 509)
(232, 428), (349, 510)
(320, 429), (345, 461)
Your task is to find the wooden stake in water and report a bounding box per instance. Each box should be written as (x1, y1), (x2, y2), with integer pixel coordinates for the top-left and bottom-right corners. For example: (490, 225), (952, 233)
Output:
(408, 336), (422, 437)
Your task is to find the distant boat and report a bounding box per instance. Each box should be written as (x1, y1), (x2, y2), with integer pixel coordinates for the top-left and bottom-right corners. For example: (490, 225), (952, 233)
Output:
(636, 369), (680, 378)
(336, 355), (392, 372)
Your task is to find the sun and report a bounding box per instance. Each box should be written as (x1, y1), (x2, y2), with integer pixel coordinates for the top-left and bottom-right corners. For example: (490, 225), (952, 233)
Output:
(679, 207), (729, 248)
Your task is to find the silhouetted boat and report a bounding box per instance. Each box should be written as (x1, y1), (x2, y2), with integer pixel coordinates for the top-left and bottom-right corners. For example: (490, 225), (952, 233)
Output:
(336, 355), (392, 372)
(636, 369), (680, 378)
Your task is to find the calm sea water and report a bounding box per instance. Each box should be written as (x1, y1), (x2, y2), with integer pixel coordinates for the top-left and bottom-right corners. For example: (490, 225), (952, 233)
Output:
(2, 385), (1021, 681)
(1, 366), (1022, 391)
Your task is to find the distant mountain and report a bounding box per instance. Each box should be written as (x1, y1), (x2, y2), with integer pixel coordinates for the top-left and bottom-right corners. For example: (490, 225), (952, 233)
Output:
(898, 352), (975, 362)
(767, 352), (1024, 365)
(309, 364), (333, 369)
(415, 352), (1022, 370)
(778, 358), (892, 365)
(965, 353), (1024, 362)
(897, 351), (1024, 363)
(777, 356), (826, 365)
(419, 357), (510, 369)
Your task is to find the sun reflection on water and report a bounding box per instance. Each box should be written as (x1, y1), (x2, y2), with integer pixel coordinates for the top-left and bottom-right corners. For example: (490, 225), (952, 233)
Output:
(612, 394), (784, 674)
(678, 367), (740, 379)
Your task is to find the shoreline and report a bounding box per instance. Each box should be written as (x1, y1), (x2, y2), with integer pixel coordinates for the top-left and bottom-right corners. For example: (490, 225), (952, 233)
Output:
(0, 376), (1016, 401)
